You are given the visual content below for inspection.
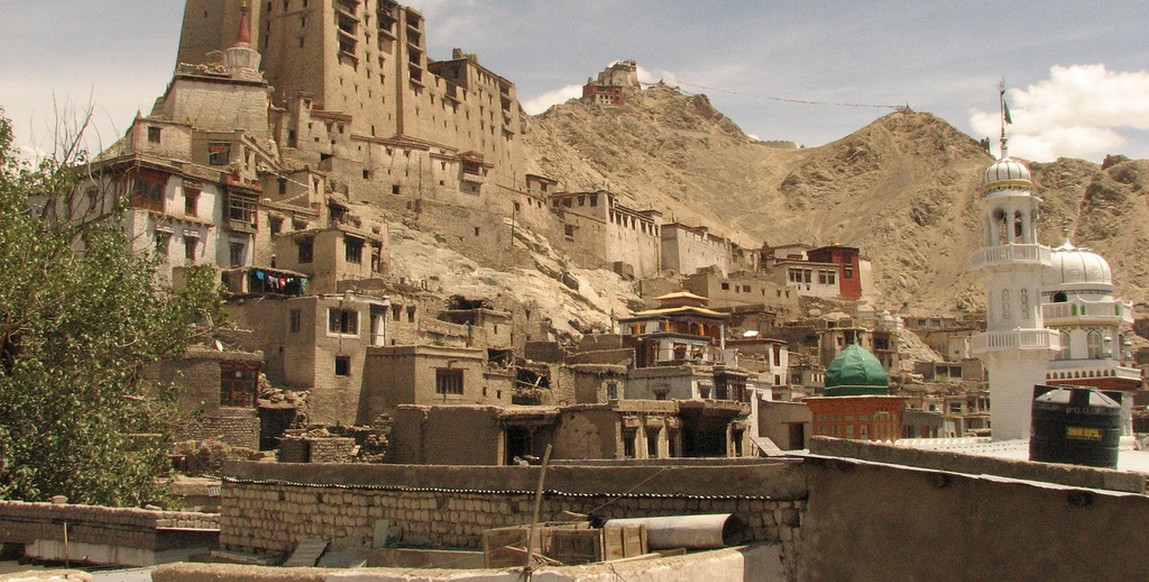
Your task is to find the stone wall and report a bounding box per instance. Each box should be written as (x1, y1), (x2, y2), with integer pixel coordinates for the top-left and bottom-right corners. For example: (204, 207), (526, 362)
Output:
(277, 437), (357, 463)
(164, 444), (1149, 580)
(178, 407), (259, 450)
(218, 460), (806, 571)
(0, 500), (218, 567)
(308, 438), (357, 463)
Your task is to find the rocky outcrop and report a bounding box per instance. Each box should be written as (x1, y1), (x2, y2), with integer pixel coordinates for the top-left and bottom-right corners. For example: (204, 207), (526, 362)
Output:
(524, 86), (1149, 312)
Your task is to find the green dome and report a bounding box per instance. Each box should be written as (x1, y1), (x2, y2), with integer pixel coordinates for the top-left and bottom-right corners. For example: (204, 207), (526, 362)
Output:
(824, 344), (889, 396)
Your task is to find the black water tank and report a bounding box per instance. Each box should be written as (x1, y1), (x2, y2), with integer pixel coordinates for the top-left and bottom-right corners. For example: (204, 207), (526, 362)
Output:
(1029, 385), (1122, 468)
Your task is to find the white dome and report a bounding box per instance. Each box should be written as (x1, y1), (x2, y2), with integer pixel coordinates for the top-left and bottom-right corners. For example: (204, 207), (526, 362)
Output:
(1043, 240), (1112, 289)
(982, 157), (1032, 193)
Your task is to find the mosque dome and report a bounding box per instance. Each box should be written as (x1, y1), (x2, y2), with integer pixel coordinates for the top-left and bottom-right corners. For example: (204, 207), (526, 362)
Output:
(1043, 238), (1112, 291)
(982, 157), (1032, 193)
(824, 344), (889, 397)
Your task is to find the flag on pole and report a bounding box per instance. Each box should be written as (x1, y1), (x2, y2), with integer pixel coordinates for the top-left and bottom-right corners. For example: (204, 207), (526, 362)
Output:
(1003, 100), (1013, 125)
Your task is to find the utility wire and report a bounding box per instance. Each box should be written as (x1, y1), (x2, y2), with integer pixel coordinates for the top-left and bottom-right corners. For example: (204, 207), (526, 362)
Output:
(641, 80), (905, 110)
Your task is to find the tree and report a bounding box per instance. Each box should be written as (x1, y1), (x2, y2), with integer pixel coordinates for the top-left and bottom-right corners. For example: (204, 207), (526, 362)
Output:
(0, 109), (223, 506)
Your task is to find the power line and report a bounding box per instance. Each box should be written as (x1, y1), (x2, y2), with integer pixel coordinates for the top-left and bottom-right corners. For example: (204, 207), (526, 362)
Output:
(640, 80), (905, 110)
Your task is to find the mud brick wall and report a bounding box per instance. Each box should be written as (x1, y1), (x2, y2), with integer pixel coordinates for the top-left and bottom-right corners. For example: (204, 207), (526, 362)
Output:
(0, 500), (219, 551)
(277, 437), (357, 463)
(219, 460), (808, 565)
(308, 438), (357, 463)
(179, 408), (259, 450)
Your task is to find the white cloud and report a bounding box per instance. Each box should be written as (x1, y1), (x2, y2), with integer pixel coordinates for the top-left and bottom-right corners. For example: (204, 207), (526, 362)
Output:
(635, 65), (680, 88)
(521, 84), (583, 115)
(970, 64), (1149, 162)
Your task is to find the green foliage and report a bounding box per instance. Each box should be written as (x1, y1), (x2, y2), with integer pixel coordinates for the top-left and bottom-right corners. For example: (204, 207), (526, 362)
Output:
(0, 110), (222, 506)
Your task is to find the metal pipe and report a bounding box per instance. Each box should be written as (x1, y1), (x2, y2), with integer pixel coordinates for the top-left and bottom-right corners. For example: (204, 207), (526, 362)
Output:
(603, 514), (746, 550)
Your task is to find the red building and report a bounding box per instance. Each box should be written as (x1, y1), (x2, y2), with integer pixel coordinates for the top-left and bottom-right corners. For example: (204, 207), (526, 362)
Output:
(806, 245), (862, 300)
(582, 84), (626, 106)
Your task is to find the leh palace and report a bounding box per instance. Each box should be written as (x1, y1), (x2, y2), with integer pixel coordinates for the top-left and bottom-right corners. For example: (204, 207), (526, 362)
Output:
(8, 1), (1149, 580)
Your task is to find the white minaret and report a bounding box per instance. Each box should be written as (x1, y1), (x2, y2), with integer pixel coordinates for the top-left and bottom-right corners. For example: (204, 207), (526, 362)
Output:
(971, 151), (1060, 441)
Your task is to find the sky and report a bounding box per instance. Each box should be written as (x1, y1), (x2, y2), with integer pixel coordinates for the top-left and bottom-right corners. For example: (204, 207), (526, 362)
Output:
(3, 1), (1148, 163)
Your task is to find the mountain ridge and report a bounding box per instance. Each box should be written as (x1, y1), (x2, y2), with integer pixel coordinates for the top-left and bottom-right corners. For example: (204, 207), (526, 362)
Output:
(522, 84), (1149, 313)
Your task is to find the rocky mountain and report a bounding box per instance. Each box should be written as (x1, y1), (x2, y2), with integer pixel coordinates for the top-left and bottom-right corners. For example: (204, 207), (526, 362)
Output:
(522, 85), (1149, 313)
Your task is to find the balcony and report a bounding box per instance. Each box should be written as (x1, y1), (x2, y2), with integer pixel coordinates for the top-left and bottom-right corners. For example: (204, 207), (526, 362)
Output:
(1042, 299), (1133, 325)
(1046, 360), (1142, 383)
(971, 328), (1060, 354)
(970, 244), (1050, 271)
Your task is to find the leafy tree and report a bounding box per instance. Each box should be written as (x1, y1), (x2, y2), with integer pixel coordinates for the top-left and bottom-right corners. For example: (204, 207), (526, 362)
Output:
(0, 110), (222, 506)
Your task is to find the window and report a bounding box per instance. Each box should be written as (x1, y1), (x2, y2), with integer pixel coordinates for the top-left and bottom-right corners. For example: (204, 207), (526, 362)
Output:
(435, 368), (464, 394)
(622, 429), (637, 459)
(606, 382), (619, 400)
(269, 216), (283, 235)
(370, 242), (383, 273)
(646, 428), (660, 458)
(228, 192), (258, 227)
(297, 237), (314, 263)
(1087, 331), (1103, 359)
(290, 309), (302, 333)
(220, 361), (259, 407)
(844, 265), (854, 279)
(184, 235), (198, 260)
(1057, 331), (1070, 360)
(209, 142), (231, 166)
(132, 177), (165, 211)
(335, 356), (351, 377)
(392, 184), (401, 195)
(229, 242), (245, 267)
(147, 126), (162, 143)
(184, 188), (200, 216)
(155, 231), (171, 255)
(328, 308), (359, 336)
(344, 236), (363, 263)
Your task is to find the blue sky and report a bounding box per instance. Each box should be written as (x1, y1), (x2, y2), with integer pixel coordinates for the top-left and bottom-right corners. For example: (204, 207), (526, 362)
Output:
(3, 1), (1148, 161)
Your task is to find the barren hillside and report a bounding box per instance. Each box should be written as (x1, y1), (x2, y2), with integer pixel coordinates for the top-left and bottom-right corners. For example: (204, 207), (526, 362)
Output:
(523, 85), (1149, 313)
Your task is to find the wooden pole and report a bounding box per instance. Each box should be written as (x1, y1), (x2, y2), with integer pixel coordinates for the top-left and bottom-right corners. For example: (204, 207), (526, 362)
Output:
(524, 443), (553, 576)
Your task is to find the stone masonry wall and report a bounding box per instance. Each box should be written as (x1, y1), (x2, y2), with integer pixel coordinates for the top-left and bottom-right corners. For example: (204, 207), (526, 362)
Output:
(219, 460), (807, 572)
(307, 438), (357, 463)
(178, 408), (259, 450)
(0, 500), (218, 552)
